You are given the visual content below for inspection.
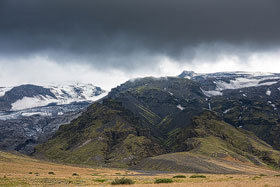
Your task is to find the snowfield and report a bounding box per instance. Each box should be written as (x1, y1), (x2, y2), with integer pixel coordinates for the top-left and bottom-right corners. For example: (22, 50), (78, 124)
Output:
(180, 71), (280, 97)
(11, 95), (57, 111)
(1, 83), (108, 111)
(201, 89), (223, 97)
(214, 77), (278, 91)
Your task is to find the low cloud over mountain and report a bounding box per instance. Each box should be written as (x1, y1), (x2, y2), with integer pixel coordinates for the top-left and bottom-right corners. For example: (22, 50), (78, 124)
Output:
(1, 0), (280, 88)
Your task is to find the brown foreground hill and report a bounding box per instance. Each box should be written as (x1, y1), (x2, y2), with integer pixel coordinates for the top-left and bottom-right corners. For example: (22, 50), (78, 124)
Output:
(1, 151), (280, 187)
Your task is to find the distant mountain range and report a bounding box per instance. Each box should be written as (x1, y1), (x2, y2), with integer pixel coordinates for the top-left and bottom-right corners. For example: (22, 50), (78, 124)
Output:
(0, 83), (107, 111)
(34, 71), (280, 173)
(0, 83), (107, 154)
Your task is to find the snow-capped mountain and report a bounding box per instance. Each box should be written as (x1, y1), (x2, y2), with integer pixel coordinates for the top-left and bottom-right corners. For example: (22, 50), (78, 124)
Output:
(179, 71), (280, 97)
(0, 83), (107, 154)
(37, 73), (280, 169)
(0, 83), (107, 111)
(2, 72), (280, 156)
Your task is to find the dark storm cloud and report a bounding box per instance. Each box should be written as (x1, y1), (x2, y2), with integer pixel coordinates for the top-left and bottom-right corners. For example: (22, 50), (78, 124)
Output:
(0, 0), (280, 69)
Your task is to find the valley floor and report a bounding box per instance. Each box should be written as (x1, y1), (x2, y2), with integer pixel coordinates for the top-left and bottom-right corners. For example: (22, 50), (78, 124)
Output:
(0, 151), (280, 187)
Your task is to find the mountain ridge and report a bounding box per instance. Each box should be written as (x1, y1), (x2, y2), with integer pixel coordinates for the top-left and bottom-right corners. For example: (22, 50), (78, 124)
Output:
(34, 73), (280, 173)
(0, 83), (107, 154)
(0, 83), (107, 111)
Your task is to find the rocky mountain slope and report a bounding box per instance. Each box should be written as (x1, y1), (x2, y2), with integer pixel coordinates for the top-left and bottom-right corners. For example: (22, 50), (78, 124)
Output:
(179, 71), (280, 150)
(0, 83), (107, 154)
(35, 74), (280, 173)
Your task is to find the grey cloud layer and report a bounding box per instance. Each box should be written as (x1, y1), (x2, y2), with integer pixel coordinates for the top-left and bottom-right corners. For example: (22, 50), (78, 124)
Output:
(1, 0), (280, 69)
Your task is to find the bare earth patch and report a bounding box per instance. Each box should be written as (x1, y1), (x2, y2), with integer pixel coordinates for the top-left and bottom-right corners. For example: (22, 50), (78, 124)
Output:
(0, 151), (280, 187)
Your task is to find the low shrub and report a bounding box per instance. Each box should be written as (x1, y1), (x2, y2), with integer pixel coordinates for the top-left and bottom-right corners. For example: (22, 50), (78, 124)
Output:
(173, 175), (186, 178)
(72, 173), (79, 176)
(252, 176), (261, 180)
(94, 178), (107, 183)
(190, 175), (206, 178)
(28, 172), (33, 174)
(111, 177), (135, 185)
(259, 174), (267, 176)
(154, 178), (173, 183)
(48, 171), (55, 175)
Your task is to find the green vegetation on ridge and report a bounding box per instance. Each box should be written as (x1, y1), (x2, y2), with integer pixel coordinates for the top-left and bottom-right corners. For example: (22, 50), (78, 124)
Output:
(35, 77), (280, 173)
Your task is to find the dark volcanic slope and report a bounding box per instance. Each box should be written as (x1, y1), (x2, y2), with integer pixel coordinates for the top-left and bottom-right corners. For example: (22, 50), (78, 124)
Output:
(0, 107), (83, 154)
(180, 72), (280, 151)
(35, 77), (280, 172)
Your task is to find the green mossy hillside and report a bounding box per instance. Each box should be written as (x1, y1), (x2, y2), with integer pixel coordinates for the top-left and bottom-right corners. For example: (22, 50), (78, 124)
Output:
(35, 77), (280, 171)
(35, 101), (165, 167)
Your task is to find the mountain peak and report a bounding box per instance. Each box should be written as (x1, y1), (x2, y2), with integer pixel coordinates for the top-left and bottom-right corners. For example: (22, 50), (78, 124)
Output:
(178, 71), (197, 78)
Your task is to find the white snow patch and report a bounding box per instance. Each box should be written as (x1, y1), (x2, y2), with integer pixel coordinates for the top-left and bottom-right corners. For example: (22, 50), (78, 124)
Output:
(266, 89), (271, 96)
(223, 109), (232, 114)
(242, 94), (247, 97)
(201, 88), (223, 97)
(89, 91), (108, 102)
(177, 104), (185, 110)
(47, 83), (107, 104)
(270, 103), (277, 110)
(239, 72), (275, 77)
(21, 112), (52, 117)
(168, 91), (174, 96)
(215, 77), (278, 91)
(208, 103), (212, 110)
(0, 112), (20, 120)
(0, 87), (12, 97)
(184, 76), (192, 79)
(58, 112), (64, 115)
(11, 95), (57, 111)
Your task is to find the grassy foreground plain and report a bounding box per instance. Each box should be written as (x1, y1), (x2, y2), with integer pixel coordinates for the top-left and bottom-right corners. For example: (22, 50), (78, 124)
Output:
(1, 151), (280, 187)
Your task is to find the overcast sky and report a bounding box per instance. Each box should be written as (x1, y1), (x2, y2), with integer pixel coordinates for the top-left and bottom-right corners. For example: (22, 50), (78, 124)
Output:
(1, 0), (280, 90)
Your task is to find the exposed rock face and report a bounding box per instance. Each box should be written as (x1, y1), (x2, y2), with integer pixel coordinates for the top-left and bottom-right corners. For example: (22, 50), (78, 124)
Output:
(181, 71), (280, 150)
(0, 110), (82, 154)
(0, 83), (107, 154)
